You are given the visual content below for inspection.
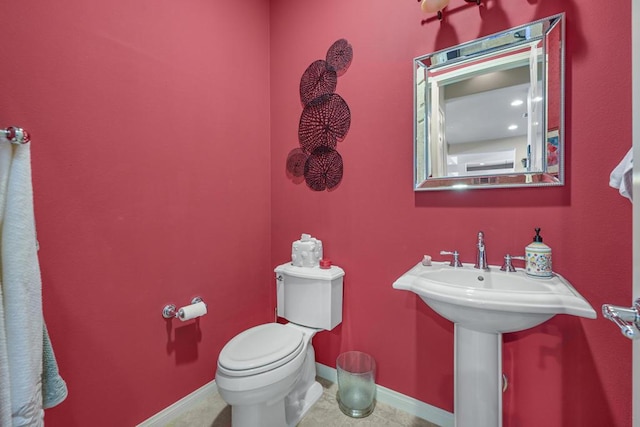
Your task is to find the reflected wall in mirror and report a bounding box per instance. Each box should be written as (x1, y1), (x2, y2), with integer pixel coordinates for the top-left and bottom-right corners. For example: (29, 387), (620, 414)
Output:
(414, 14), (565, 191)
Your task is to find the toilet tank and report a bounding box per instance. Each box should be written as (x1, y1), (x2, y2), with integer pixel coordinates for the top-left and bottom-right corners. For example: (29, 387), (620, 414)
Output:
(274, 262), (345, 331)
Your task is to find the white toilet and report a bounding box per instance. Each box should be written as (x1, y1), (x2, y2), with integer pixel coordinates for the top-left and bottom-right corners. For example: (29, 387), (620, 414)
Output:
(215, 262), (345, 427)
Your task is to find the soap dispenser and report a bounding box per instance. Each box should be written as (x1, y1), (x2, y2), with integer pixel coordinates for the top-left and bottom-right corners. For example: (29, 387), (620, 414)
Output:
(525, 228), (552, 278)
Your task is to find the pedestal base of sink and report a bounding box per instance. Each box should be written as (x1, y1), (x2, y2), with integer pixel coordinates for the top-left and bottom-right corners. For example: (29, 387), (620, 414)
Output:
(455, 325), (502, 427)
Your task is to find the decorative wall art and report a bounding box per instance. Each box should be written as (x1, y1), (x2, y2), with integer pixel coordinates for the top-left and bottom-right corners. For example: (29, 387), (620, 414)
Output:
(299, 60), (337, 106)
(303, 146), (344, 191)
(286, 148), (307, 185)
(298, 93), (351, 153)
(286, 38), (353, 192)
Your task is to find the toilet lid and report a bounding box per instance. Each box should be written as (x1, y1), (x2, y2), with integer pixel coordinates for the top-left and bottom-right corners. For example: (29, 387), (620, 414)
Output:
(218, 323), (304, 376)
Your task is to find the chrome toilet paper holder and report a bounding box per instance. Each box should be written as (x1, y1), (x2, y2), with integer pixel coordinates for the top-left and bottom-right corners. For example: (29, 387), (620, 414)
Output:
(162, 297), (205, 320)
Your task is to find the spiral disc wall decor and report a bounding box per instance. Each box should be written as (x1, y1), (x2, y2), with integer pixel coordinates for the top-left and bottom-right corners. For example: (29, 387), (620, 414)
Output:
(303, 146), (344, 191)
(286, 148), (308, 178)
(326, 39), (353, 76)
(287, 38), (352, 191)
(298, 93), (351, 154)
(299, 60), (338, 106)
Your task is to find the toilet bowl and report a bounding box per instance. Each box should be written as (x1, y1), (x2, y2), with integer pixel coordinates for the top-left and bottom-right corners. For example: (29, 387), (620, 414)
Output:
(215, 262), (345, 427)
(216, 323), (322, 427)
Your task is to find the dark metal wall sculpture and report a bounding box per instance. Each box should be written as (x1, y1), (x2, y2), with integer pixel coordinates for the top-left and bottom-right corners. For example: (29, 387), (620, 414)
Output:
(303, 146), (344, 191)
(286, 148), (307, 185)
(298, 93), (350, 153)
(286, 39), (353, 192)
(326, 39), (353, 76)
(299, 60), (337, 106)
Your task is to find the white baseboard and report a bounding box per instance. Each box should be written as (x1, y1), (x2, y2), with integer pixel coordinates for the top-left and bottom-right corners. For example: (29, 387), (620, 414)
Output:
(137, 364), (454, 427)
(136, 381), (218, 427)
(315, 363), (454, 427)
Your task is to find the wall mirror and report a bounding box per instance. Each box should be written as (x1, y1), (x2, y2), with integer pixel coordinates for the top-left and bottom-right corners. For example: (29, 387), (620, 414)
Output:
(414, 14), (564, 191)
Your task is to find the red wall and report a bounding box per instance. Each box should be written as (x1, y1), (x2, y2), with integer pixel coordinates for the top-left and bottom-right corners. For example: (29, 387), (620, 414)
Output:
(1, 1), (273, 426)
(0, 1), (632, 426)
(270, 1), (632, 426)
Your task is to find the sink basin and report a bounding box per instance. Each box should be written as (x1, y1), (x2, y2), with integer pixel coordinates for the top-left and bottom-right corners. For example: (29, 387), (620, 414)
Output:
(393, 262), (596, 333)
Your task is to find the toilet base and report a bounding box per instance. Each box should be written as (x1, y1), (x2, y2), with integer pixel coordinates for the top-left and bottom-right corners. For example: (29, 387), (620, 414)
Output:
(219, 337), (323, 427)
(288, 381), (323, 427)
(228, 380), (322, 427)
(231, 400), (287, 427)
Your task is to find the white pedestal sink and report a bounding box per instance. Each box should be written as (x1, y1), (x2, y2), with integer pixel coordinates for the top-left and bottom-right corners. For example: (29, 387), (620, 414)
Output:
(393, 262), (596, 427)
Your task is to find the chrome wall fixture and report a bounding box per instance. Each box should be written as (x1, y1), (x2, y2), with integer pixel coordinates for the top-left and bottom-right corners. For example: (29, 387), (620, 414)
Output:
(419, 0), (482, 22)
(602, 299), (640, 339)
(162, 296), (207, 320)
(1, 126), (31, 145)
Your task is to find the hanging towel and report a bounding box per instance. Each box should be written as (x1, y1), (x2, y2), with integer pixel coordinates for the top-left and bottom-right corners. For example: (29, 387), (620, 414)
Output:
(0, 141), (13, 427)
(609, 148), (633, 202)
(0, 140), (45, 426)
(42, 323), (68, 409)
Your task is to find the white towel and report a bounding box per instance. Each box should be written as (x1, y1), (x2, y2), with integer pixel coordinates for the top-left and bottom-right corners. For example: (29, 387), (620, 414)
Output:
(0, 140), (45, 426)
(609, 148), (633, 202)
(42, 323), (68, 409)
(0, 141), (13, 426)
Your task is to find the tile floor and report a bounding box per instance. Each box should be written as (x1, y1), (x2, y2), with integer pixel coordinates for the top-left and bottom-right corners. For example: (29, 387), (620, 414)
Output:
(165, 377), (440, 427)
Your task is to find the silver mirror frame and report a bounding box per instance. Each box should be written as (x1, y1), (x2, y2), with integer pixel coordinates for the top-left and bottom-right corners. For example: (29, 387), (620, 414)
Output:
(414, 14), (565, 191)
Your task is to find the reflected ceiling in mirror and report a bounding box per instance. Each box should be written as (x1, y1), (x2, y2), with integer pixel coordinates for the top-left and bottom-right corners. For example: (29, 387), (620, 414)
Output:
(414, 14), (565, 191)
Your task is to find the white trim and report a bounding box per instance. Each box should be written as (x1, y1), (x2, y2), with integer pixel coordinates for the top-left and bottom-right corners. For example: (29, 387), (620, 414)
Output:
(135, 381), (218, 427)
(315, 363), (454, 427)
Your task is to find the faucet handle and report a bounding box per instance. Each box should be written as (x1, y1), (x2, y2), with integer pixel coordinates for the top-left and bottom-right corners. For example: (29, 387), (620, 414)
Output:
(440, 250), (462, 267)
(500, 254), (526, 272)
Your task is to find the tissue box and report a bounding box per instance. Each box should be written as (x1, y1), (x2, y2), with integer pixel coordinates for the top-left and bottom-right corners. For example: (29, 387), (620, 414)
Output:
(291, 234), (323, 267)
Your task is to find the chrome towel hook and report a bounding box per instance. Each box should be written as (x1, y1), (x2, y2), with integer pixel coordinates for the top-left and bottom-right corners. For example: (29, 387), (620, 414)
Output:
(1, 126), (31, 145)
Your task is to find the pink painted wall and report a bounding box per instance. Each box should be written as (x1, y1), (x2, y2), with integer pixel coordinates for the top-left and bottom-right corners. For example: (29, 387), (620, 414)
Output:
(1, 1), (273, 426)
(270, 1), (632, 426)
(0, 1), (632, 426)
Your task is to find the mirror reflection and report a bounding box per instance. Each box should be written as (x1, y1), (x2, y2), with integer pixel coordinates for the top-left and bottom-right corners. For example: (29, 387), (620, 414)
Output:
(414, 14), (564, 191)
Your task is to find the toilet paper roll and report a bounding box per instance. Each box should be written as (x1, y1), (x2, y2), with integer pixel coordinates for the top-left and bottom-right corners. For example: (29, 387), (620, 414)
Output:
(177, 301), (208, 321)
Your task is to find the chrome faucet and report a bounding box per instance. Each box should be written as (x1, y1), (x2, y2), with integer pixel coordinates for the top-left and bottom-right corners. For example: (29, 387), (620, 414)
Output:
(474, 231), (489, 270)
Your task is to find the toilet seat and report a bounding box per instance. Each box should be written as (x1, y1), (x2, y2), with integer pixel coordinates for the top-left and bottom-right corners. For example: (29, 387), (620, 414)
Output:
(217, 323), (304, 377)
